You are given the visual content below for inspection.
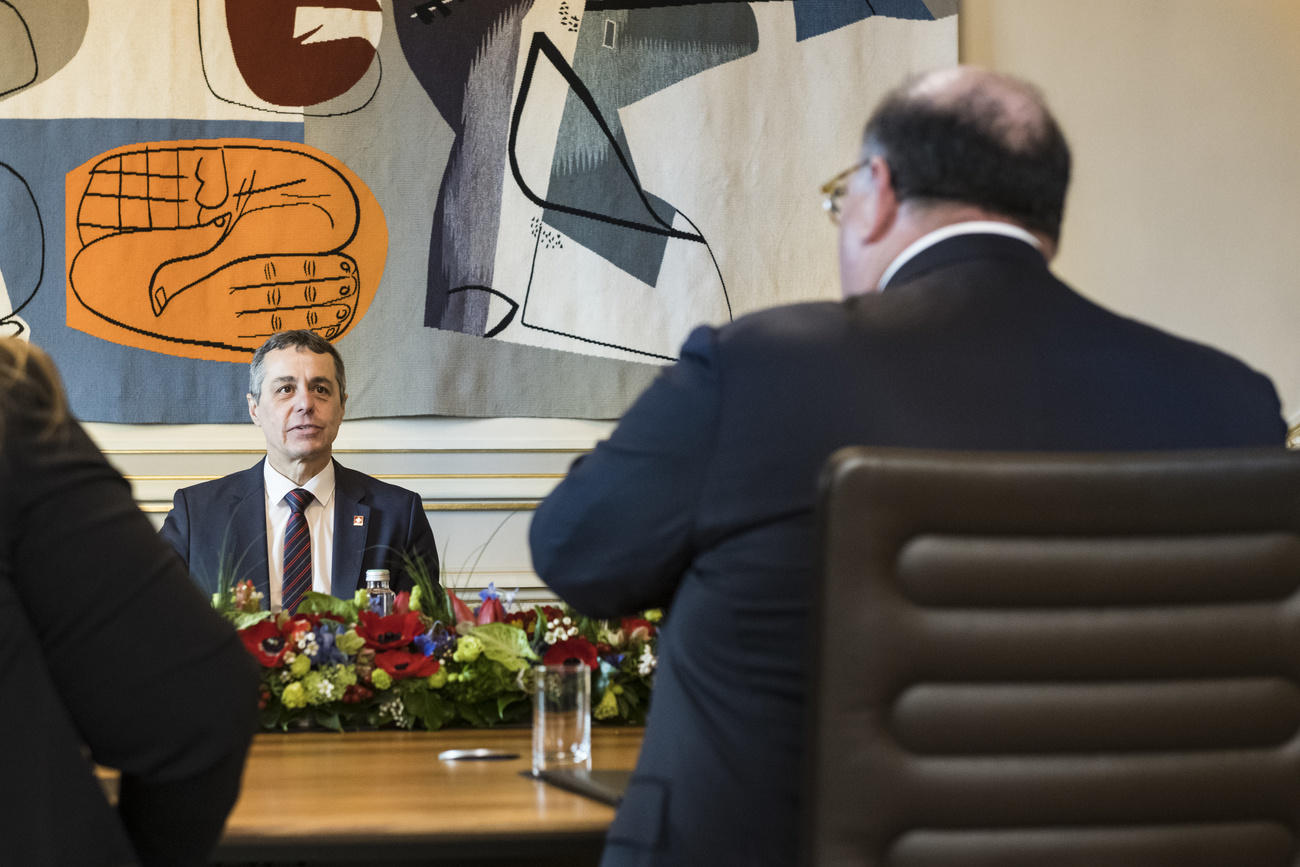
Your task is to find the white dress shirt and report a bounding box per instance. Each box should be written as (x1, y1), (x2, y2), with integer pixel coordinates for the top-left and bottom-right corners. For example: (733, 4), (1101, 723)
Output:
(878, 220), (1042, 291)
(263, 460), (337, 611)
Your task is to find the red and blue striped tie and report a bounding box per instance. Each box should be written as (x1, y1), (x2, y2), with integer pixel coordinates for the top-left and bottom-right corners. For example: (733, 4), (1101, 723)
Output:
(282, 488), (314, 613)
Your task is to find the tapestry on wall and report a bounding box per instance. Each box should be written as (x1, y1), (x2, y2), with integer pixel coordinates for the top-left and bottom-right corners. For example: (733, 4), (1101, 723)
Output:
(0, 0), (956, 423)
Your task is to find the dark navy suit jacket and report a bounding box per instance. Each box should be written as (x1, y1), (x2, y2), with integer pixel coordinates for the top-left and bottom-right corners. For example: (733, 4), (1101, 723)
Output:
(160, 458), (438, 599)
(529, 234), (1287, 867)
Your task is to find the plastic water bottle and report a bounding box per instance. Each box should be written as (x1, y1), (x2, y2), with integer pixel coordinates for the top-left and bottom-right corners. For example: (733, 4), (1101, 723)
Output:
(366, 569), (395, 616)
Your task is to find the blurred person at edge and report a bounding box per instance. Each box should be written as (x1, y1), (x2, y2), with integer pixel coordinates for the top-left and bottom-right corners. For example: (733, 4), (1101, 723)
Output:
(0, 338), (258, 866)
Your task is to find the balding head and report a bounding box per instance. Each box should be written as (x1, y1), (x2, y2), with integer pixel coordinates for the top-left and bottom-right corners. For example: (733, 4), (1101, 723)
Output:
(861, 66), (1071, 242)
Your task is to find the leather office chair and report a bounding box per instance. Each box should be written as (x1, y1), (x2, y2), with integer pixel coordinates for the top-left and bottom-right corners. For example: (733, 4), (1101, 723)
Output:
(806, 448), (1300, 867)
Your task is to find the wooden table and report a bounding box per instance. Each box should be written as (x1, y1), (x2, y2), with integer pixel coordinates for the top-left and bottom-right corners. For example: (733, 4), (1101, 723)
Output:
(212, 726), (643, 865)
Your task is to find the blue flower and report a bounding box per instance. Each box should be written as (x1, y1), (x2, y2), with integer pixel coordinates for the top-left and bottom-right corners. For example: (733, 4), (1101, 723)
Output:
(314, 621), (349, 667)
(416, 624), (458, 659)
(478, 582), (500, 602)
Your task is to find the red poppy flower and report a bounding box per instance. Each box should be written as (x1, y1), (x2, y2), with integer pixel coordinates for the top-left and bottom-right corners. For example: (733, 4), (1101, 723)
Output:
(621, 617), (657, 642)
(448, 590), (476, 624)
(356, 610), (422, 650)
(543, 636), (599, 669)
(476, 595), (506, 625)
(239, 619), (289, 667)
(374, 649), (441, 680)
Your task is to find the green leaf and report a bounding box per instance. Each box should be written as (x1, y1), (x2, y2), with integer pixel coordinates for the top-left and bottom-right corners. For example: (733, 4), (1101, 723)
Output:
(403, 689), (457, 731)
(296, 592), (359, 620)
(467, 622), (537, 672)
(455, 701), (491, 728)
(232, 610), (274, 630)
(313, 710), (343, 732)
(496, 693), (527, 721)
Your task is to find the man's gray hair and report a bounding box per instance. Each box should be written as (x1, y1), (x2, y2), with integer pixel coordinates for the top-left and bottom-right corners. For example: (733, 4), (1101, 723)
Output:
(247, 330), (346, 402)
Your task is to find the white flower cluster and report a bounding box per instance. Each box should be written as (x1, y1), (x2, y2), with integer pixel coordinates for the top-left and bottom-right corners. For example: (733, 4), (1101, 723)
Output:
(378, 695), (411, 728)
(637, 645), (657, 677)
(296, 632), (319, 658)
(544, 615), (579, 645)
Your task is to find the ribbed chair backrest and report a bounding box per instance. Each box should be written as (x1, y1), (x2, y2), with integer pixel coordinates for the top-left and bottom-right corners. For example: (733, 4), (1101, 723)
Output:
(807, 448), (1300, 867)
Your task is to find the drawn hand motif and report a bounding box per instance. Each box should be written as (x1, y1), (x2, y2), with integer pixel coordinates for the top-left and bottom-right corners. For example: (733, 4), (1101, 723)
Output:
(66, 140), (385, 360)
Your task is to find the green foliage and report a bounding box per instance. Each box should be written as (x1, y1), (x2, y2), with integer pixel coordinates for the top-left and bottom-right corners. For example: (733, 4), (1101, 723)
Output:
(398, 683), (458, 731)
(467, 622), (537, 672)
(231, 610), (273, 630)
(296, 591), (359, 620)
(399, 549), (452, 624)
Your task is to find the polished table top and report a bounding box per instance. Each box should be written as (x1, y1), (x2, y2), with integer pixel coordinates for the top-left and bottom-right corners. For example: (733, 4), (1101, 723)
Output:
(214, 725), (643, 863)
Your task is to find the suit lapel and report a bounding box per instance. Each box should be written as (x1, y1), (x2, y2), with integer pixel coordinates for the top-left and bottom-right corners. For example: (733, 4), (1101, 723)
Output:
(225, 460), (271, 599)
(332, 461), (372, 598)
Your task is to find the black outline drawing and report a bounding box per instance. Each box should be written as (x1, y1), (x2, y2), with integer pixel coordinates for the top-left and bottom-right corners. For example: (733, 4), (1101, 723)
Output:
(446, 285), (519, 338)
(195, 0), (383, 118)
(509, 33), (705, 243)
(507, 30), (730, 361)
(0, 161), (44, 337)
(0, 1), (37, 99)
(68, 142), (370, 355)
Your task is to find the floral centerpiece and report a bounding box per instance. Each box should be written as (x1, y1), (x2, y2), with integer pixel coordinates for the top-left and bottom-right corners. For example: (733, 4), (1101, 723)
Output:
(213, 558), (658, 731)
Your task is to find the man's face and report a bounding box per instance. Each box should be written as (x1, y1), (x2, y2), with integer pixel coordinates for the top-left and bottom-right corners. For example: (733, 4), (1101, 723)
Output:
(247, 347), (346, 471)
(836, 157), (892, 298)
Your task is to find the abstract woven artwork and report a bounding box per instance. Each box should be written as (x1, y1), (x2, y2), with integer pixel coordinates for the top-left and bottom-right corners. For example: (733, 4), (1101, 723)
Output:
(0, 0), (955, 421)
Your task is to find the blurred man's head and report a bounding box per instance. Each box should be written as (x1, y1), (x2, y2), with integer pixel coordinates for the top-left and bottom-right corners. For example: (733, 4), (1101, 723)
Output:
(247, 331), (347, 483)
(834, 66), (1072, 297)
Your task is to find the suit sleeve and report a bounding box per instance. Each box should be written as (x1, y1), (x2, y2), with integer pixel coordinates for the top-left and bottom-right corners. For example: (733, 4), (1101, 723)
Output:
(394, 490), (439, 594)
(10, 421), (258, 865)
(529, 325), (721, 617)
(158, 486), (191, 566)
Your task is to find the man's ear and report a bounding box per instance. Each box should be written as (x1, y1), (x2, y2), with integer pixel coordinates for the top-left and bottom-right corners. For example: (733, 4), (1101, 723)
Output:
(247, 392), (260, 426)
(863, 156), (899, 243)
(340, 392), (348, 415)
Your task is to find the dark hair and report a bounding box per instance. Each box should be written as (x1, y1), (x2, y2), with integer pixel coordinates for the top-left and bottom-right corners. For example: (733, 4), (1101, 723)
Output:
(248, 330), (346, 401)
(0, 339), (69, 446)
(862, 73), (1071, 242)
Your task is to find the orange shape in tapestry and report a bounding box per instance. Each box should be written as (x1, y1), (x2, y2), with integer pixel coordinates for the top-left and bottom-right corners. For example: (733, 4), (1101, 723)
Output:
(65, 139), (386, 360)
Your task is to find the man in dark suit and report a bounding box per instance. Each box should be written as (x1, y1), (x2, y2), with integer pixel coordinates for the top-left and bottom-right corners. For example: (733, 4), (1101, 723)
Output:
(162, 330), (438, 608)
(528, 66), (1287, 866)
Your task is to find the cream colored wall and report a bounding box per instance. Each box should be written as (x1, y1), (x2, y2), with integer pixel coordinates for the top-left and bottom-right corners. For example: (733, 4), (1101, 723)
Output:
(960, 0), (1300, 432)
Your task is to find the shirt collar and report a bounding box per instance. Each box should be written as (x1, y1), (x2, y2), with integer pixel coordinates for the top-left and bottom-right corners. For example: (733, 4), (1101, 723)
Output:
(263, 458), (336, 508)
(878, 221), (1042, 291)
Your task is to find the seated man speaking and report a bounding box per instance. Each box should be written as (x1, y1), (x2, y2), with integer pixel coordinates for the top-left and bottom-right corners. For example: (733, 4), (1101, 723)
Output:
(161, 330), (438, 610)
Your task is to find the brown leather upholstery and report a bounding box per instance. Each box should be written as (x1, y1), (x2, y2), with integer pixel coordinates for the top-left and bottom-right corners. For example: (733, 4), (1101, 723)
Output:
(807, 448), (1300, 867)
